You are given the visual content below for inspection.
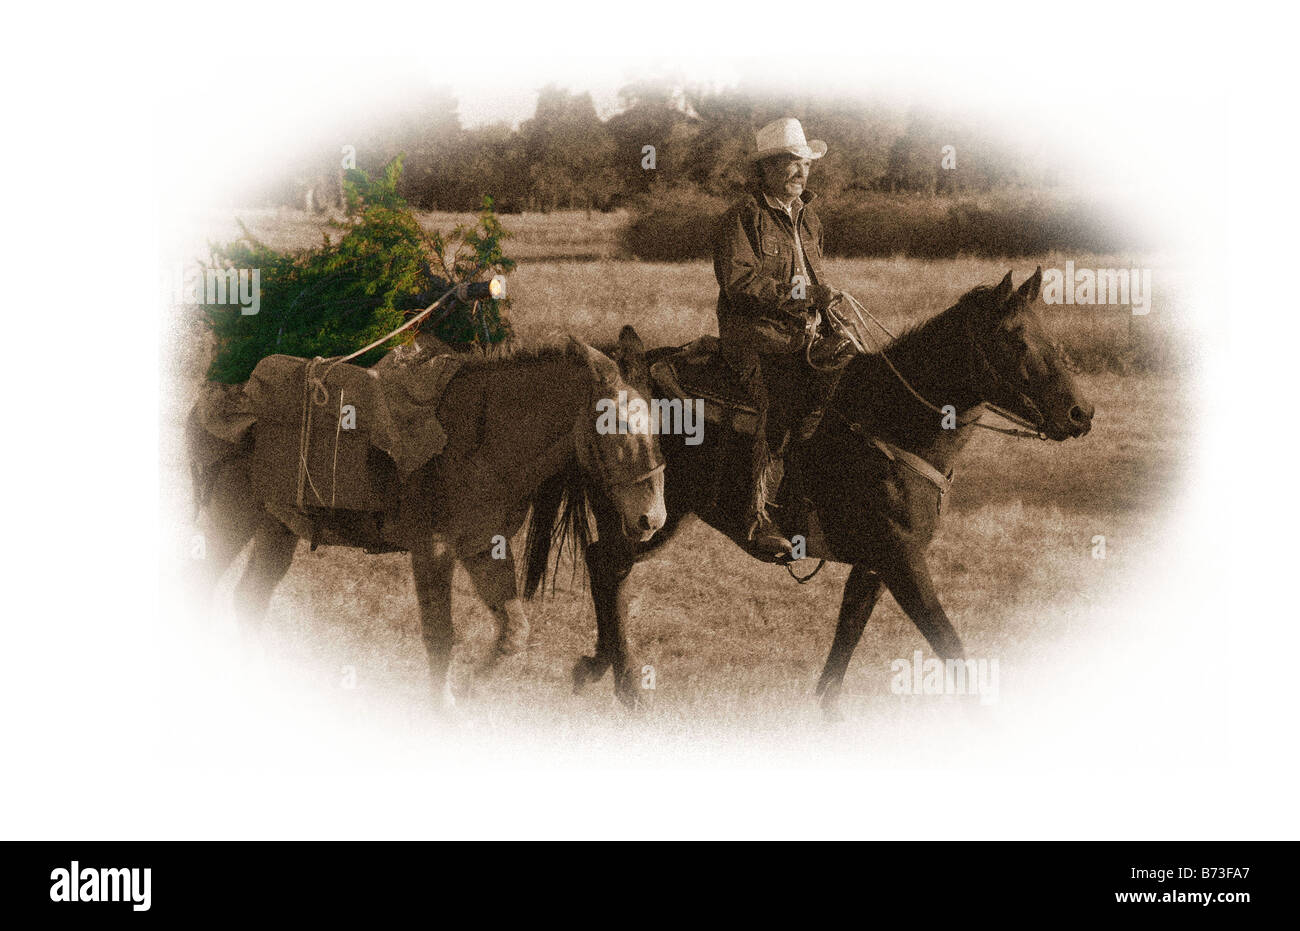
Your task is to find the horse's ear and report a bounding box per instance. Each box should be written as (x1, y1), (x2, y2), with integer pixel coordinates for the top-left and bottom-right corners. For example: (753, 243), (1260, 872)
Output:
(614, 325), (649, 384)
(567, 336), (619, 387)
(618, 325), (645, 357)
(994, 271), (1014, 303)
(1017, 266), (1043, 304)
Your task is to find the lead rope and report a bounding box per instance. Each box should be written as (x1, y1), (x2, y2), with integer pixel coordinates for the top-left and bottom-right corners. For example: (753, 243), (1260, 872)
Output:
(295, 286), (464, 509)
(308, 286), (461, 398)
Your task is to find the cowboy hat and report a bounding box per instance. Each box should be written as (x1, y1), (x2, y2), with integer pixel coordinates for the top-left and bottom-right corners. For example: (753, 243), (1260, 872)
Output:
(750, 117), (827, 162)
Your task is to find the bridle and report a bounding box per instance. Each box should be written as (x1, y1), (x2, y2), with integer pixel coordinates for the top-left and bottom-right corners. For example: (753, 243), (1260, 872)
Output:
(959, 309), (1051, 440)
(832, 291), (1051, 442)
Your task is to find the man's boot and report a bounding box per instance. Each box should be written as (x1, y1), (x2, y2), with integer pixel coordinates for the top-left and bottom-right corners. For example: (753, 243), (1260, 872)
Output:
(744, 421), (794, 560)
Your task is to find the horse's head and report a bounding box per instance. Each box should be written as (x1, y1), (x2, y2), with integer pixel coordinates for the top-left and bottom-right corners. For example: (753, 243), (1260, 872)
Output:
(566, 333), (667, 543)
(965, 268), (1094, 441)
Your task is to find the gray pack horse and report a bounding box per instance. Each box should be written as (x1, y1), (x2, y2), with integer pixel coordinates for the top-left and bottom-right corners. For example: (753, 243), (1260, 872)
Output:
(189, 335), (666, 709)
(527, 270), (1094, 715)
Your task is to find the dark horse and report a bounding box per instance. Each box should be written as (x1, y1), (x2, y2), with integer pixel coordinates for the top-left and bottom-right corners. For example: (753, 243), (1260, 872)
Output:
(526, 269), (1094, 715)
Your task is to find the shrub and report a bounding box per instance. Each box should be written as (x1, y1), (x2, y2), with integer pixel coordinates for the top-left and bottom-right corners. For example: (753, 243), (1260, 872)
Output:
(199, 157), (514, 383)
(622, 189), (1147, 262)
(621, 185), (729, 261)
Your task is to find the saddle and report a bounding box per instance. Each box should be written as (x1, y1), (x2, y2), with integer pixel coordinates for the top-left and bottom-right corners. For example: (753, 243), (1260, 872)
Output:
(650, 336), (760, 435)
(650, 335), (826, 439)
(651, 337), (834, 562)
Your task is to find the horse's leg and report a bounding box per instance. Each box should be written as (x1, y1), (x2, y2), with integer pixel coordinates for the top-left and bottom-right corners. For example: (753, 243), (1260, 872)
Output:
(411, 541), (458, 711)
(814, 565), (885, 720)
(576, 535), (640, 706)
(232, 516), (299, 641)
(191, 458), (262, 608)
(576, 506), (694, 708)
(879, 545), (966, 660)
(460, 544), (530, 666)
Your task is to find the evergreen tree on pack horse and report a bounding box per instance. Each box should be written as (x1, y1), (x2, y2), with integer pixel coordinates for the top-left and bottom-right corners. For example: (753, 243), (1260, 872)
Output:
(528, 268), (1094, 716)
(189, 335), (666, 710)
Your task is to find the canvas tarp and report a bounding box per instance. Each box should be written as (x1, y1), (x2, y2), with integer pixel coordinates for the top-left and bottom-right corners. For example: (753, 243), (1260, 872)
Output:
(186, 380), (257, 514)
(189, 349), (463, 517)
(243, 353), (463, 513)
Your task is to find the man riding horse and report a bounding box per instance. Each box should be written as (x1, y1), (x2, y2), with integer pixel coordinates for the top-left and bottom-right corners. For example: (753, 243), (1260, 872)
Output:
(713, 118), (858, 558)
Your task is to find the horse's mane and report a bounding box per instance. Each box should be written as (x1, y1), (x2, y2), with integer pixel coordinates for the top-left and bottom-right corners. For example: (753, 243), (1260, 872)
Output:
(442, 343), (572, 369)
(517, 342), (638, 598)
(522, 457), (592, 599)
(494, 342), (623, 598)
(833, 283), (996, 439)
(871, 284), (990, 359)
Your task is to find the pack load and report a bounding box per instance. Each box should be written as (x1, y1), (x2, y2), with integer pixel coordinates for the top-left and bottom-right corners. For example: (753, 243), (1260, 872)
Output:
(189, 348), (463, 519)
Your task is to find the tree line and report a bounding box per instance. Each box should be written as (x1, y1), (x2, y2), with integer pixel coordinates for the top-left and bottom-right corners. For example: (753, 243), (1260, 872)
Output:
(255, 80), (1062, 215)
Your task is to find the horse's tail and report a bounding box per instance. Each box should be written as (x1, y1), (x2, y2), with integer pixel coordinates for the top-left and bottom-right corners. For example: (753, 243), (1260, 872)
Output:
(523, 460), (592, 599)
(184, 406), (208, 521)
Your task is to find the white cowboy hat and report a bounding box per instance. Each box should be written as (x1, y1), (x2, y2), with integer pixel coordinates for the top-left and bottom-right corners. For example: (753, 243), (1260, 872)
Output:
(750, 118), (827, 162)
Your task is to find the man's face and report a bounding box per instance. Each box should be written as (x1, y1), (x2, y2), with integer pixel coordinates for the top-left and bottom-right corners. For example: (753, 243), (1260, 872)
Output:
(760, 154), (812, 201)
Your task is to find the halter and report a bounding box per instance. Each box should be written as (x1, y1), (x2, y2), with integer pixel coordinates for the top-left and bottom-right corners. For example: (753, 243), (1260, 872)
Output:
(960, 310), (1051, 440)
(576, 389), (666, 491)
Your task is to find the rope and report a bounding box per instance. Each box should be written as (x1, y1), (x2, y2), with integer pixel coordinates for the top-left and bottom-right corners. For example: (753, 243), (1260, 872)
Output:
(295, 358), (327, 509)
(306, 286), (461, 405)
(330, 388), (344, 508)
(293, 286), (466, 507)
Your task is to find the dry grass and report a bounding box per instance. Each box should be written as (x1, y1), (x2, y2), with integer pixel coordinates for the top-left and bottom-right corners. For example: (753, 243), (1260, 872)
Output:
(163, 206), (628, 263)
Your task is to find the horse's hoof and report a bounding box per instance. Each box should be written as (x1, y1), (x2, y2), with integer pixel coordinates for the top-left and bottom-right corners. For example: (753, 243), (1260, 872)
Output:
(818, 683), (844, 722)
(613, 670), (646, 711)
(481, 642), (521, 675)
(495, 622), (529, 659)
(571, 656), (599, 693)
(821, 699), (845, 724)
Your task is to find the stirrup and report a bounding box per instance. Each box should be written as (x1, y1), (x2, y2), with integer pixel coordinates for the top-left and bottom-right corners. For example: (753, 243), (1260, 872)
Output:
(746, 515), (795, 560)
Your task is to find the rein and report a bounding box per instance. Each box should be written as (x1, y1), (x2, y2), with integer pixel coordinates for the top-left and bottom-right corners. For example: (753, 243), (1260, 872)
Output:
(837, 291), (1049, 441)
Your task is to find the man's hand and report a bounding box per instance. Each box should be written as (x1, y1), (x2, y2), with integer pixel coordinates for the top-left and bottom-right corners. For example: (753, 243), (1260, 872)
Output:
(808, 284), (841, 312)
(808, 333), (857, 369)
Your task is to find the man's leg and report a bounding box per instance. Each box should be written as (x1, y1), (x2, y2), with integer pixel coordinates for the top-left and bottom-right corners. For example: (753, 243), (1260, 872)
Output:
(722, 344), (793, 557)
(754, 353), (805, 547)
(770, 361), (844, 543)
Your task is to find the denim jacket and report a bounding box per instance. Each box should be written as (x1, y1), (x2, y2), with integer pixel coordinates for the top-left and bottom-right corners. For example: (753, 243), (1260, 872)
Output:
(713, 186), (826, 356)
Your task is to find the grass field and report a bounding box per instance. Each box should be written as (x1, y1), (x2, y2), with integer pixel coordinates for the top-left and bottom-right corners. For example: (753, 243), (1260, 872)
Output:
(160, 209), (1202, 767)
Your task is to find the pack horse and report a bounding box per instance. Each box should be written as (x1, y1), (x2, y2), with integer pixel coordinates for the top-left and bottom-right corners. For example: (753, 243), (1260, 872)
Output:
(188, 331), (666, 709)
